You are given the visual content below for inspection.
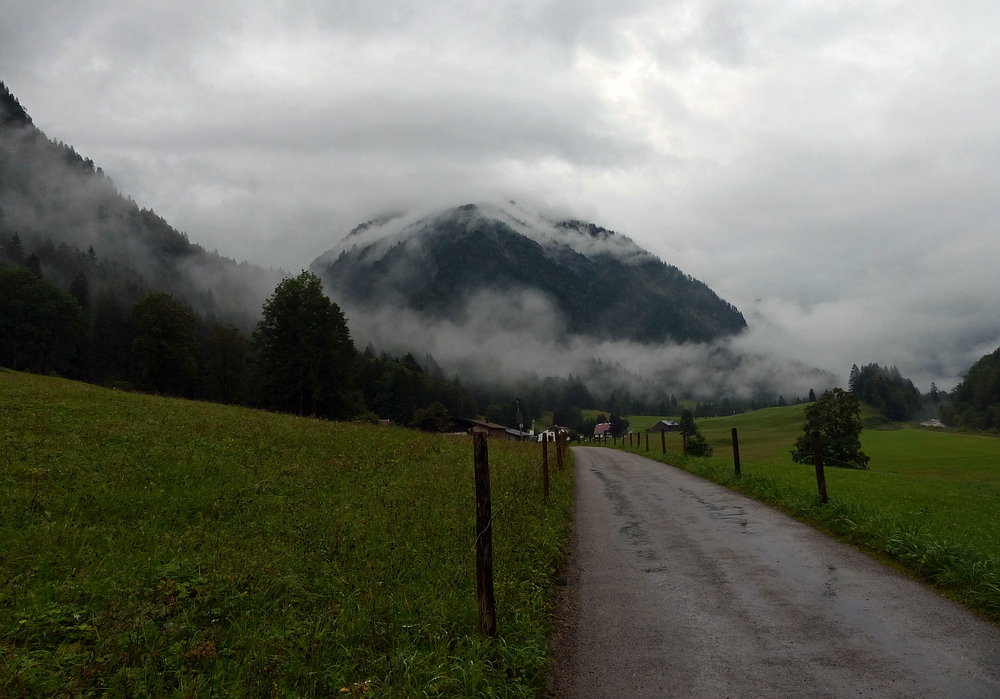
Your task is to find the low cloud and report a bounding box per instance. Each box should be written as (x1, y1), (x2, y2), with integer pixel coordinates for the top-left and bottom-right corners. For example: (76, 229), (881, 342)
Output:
(338, 287), (836, 402)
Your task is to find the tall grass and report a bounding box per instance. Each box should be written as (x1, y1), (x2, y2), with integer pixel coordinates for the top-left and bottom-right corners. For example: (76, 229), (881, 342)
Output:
(617, 407), (1000, 622)
(0, 370), (573, 696)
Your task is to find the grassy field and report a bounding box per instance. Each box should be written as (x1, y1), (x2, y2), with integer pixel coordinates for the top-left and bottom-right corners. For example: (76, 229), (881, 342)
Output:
(0, 370), (573, 697)
(615, 406), (1000, 622)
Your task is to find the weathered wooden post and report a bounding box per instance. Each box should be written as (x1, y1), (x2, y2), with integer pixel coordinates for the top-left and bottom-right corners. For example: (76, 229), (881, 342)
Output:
(732, 427), (741, 477)
(682, 430), (688, 456)
(660, 430), (666, 454)
(645, 432), (649, 452)
(811, 430), (828, 504)
(556, 431), (564, 470)
(473, 433), (496, 636)
(542, 433), (550, 499)
(629, 432), (633, 447)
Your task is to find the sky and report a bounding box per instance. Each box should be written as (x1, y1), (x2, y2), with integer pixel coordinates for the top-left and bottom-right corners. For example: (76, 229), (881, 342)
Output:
(3, 0), (1000, 390)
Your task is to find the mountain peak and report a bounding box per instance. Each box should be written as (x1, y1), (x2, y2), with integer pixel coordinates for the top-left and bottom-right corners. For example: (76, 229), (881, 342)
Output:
(311, 203), (746, 345)
(322, 202), (652, 269)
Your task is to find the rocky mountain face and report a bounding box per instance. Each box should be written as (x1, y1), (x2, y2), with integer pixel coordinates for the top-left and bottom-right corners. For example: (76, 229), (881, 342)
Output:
(311, 203), (746, 345)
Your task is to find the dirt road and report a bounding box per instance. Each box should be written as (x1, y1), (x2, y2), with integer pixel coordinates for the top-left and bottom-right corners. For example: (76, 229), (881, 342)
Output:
(547, 447), (1000, 698)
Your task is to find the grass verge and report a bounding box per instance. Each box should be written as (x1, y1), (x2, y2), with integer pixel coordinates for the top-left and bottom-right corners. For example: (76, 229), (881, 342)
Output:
(1, 370), (574, 696)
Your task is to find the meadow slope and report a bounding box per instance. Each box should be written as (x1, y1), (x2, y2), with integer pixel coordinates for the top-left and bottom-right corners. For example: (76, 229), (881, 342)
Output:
(0, 370), (573, 697)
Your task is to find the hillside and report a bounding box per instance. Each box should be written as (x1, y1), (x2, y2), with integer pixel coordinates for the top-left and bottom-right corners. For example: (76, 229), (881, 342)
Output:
(0, 81), (281, 329)
(312, 203), (747, 344)
(0, 369), (572, 695)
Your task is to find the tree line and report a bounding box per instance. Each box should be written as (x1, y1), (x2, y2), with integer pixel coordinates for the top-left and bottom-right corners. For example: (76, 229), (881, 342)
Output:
(1, 234), (695, 432)
(848, 363), (922, 421)
(0, 235), (488, 428)
(940, 345), (1000, 431)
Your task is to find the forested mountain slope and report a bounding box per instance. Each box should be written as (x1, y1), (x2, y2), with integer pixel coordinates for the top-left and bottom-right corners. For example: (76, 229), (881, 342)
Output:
(311, 204), (746, 344)
(0, 81), (281, 329)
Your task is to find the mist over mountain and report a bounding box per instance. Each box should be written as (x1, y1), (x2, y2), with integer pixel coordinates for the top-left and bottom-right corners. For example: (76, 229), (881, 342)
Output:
(312, 203), (746, 345)
(1, 77), (834, 404)
(0, 81), (282, 329)
(312, 203), (835, 401)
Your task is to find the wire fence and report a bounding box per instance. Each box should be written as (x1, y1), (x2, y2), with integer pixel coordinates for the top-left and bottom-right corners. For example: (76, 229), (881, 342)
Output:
(375, 435), (563, 695)
(606, 427), (1000, 503)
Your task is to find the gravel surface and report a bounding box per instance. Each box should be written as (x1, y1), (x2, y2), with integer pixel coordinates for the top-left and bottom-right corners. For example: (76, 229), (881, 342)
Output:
(546, 447), (1000, 698)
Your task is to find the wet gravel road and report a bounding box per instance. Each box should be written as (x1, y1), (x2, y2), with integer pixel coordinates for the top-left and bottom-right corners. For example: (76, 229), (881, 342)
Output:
(547, 447), (1000, 698)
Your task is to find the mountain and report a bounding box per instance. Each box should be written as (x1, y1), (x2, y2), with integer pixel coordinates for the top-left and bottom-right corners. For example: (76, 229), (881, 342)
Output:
(0, 81), (282, 329)
(311, 203), (746, 344)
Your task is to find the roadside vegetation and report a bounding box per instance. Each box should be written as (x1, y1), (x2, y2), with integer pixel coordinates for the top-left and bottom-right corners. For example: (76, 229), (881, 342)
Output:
(0, 370), (573, 696)
(613, 405), (1000, 623)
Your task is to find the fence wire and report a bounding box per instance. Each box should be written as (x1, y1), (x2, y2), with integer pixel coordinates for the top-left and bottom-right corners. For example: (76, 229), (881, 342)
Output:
(375, 436), (563, 695)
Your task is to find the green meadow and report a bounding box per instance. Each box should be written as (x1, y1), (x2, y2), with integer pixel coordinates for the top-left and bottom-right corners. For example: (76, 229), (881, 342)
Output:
(0, 370), (573, 697)
(617, 406), (1000, 622)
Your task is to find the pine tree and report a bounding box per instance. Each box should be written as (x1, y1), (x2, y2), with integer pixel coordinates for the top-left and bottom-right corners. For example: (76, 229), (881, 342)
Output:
(848, 364), (861, 393)
(679, 409), (697, 437)
(3, 232), (24, 265)
(69, 271), (89, 310)
(25, 254), (42, 277)
(253, 271), (361, 419)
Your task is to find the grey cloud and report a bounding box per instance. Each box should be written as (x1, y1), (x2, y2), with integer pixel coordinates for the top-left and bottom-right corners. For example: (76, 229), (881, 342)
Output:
(4, 0), (1000, 391)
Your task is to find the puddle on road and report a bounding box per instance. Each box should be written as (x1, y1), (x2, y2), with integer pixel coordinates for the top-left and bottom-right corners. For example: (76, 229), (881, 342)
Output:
(679, 487), (750, 531)
(591, 466), (658, 558)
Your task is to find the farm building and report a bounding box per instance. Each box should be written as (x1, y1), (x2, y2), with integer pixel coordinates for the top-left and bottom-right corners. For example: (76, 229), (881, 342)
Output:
(647, 419), (680, 433)
(594, 422), (611, 440)
(505, 427), (534, 441)
(447, 417), (509, 439)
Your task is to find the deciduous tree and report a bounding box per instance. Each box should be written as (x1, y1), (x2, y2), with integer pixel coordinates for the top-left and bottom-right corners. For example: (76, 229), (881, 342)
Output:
(132, 292), (199, 395)
(0, 264), (86, 373)
(791, 388), (869, 469)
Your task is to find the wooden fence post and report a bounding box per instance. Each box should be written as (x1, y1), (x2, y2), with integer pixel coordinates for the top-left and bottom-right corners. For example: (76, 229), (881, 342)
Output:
(542, 433), (550, 499)
(682, 431), (688, 456)
(556, 432), (564, 470)
(629, 433), (633, 447)
(645, 432), (649, 452)
(811, 430), (828, 504)
(473, 433), (496, 636)
(732, 427), (741, 477)
(660, 430), (666, 454)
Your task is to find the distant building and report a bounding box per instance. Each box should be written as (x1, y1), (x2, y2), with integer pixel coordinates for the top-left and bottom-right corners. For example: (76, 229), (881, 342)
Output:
(594, 422), (611, 440)
(647, 420), (680, 433)
(447, 417), (509, 439)
(537, 426), (569, 442)
(506, 427), (534, 441)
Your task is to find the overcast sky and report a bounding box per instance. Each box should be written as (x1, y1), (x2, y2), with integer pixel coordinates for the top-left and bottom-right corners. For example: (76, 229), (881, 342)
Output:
(3, 0), (999, 389)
